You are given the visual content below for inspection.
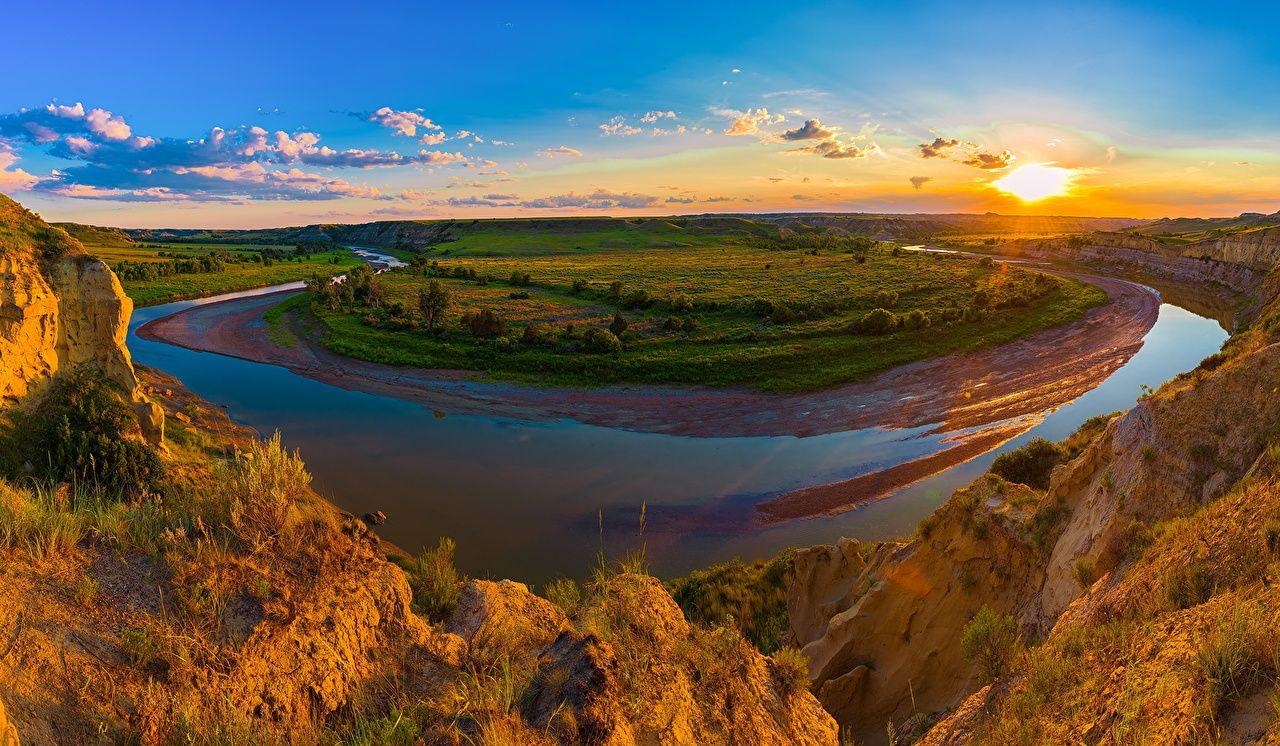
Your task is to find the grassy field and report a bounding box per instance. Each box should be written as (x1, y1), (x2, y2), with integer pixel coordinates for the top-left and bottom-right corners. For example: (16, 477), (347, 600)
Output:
(84, 242), (362, 306)
(294, 238), (1106, 392)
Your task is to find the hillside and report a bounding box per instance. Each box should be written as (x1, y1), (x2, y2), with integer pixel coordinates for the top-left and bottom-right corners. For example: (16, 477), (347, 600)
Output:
(51, 221), (136, 248)
(0, 194), (836, 744)
(107, 212), (1145, 253)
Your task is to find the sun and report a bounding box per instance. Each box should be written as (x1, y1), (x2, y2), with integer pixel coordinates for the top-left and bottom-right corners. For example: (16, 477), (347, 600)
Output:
(992, 163), (1075, 202)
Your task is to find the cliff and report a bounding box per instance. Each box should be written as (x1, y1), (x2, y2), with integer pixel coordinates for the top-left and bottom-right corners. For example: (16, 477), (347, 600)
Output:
(0, 194), (161, 441)
(792, 239), (1280, 741)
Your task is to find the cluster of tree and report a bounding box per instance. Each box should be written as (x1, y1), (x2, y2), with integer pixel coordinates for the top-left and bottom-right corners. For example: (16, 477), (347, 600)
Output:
(752, 230), (880, 255)
(972, 269), (1056, 310)
(113, 253), (233, 281)
(847, 304), (987, 335)
(309, 264), (383, 311)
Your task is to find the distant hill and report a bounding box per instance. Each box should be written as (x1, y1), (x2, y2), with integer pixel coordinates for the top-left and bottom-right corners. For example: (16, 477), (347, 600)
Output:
(110, 212), (1146, 251)
(1129, 210), (1280, 241)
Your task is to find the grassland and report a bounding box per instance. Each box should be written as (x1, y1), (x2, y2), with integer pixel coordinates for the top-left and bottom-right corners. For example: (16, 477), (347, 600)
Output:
(83, 241), (362, 306)
(296, 237), (1106, 392)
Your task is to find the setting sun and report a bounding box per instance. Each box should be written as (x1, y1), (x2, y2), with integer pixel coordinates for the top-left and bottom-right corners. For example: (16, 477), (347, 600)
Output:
(993, 163), (1076, 202)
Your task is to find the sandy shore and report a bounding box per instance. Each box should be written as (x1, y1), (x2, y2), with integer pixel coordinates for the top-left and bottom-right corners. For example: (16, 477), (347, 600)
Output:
(138, 268), (1159, 522)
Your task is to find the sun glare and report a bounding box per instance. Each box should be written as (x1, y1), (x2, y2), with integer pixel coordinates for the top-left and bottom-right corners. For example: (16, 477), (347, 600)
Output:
(993, 163), (1075, 202)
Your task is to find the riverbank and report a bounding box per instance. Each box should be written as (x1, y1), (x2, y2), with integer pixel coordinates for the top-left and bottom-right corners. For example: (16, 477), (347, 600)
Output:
(139, 269), (1157, 439)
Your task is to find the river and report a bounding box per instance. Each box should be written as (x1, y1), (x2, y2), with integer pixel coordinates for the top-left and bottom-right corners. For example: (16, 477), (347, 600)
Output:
(127, 257), (1229, 583)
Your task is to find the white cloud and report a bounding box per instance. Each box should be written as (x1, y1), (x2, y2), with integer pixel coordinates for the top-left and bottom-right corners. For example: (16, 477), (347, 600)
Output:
(599, 116), (642, 137)
(367, 106), (441, 137)
(538, 145), (583, 158)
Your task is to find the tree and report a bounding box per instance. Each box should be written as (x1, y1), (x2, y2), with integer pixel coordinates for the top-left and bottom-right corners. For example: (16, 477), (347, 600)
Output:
(417, 281), (451, 333)
(609, 312), (629, 336)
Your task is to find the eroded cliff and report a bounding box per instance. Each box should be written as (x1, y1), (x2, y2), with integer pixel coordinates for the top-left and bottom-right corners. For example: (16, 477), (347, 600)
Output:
(0, 194), (161, 441)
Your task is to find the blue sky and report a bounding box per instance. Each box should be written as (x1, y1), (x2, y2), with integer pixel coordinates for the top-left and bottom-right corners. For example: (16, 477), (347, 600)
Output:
(1, 0), (1276, 226)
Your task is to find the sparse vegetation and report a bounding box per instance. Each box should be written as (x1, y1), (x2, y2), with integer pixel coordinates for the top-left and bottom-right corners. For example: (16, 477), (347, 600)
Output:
(960, 606), (1019, 683)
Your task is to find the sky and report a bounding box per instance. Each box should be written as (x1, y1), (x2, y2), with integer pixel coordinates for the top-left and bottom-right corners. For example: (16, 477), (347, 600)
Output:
(1, 0), (1277, 228)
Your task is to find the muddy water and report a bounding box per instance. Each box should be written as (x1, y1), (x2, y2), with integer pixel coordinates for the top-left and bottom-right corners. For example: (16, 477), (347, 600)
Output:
(128, 268), (1228, 584)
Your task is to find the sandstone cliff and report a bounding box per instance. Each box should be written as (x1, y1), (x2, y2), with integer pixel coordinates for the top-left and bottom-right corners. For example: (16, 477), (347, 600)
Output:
(792, 248), (1280, 741)
(0, 194), (161, 441)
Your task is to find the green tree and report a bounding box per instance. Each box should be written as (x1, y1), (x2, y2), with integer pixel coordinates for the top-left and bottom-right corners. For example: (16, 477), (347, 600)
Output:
(417, 280), (451, 333)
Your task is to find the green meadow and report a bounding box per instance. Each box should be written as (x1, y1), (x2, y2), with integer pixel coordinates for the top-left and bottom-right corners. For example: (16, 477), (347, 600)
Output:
(295, 234), (1106, 392)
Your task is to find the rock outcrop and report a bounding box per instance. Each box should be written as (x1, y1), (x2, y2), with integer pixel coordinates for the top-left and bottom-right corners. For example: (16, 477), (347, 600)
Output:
(790, 477), (1045, 742)
(791, 263), (1280, 742)
(0, 697), (17, 746)
(0, 194), (161, 442)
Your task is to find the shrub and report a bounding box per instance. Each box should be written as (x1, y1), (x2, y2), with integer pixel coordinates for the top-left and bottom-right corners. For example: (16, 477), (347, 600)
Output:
(681, 317), (699, 333)
(521, 322), (554, 345)
(5, 366), (165, 500)
(121, 627), (161, 667)
(873, 290), (899, 308)
(1196, 606), (1276, 716)
(667, 552), (794, 653)
(859, 308), (899, 335)
(1072, 557), (1097, 588)
(902, 308), (930, 330)
(669, 293), (694, 313)
(769, 302), (799, 325)
(460, 309), (507, 338)
(990, 438), (1065, 490)
(508, 271), (531, 286)
(770, 648), (811, 696)
(225, 432), (310, 548)
(607, 280), (623, 301)
(583, 328), (623, 354)
(662, 315), (681, 331)
(398, 537), (464, 621)
(961, 606), (1019, 683)
(569, 278), (588, 295)
(608, 313), (629, 336)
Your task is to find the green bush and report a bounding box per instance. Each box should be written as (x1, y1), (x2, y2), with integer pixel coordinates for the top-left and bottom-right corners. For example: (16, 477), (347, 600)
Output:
(990, 438), (1065, 490)
(5, 367), (165, 500)
(859, 308), (899, 335)
(874, 290), (899, 308)
(395, 537), (464, 621)
(961, 606), (1019, 683)
(583, 328), (623, 354)
(902, 308), (931, 330)
(608, 313), (629, 336)
(770, 647), (811, 696)
(667, 552), (794, 653)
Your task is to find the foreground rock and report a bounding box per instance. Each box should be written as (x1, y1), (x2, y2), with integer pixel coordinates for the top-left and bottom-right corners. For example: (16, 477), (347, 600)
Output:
(0, 194), (162, 442)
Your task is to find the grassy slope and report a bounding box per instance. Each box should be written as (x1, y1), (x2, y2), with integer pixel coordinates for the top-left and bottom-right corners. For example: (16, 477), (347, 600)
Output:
(307, 240), (1105, 392)
(85, 242), (362, 306)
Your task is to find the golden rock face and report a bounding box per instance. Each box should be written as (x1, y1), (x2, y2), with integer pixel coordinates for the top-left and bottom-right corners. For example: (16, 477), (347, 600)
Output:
(0, 218), (162, 444)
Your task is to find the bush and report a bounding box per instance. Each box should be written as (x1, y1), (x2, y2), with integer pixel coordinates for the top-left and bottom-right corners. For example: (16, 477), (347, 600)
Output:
(460, 309), (507, 338)
(662, 315), (681, 330)
(989, 438), (1064, 490)
(667, 552), (794, 654)
(5, 366), (165, 500)
(608, 313), (629, 336)
(397, 537), (464, 621)
(225, 432), (310, 548)
(582, 328), (623, 354)
(961, 606), (1019, 683)
(873, 290), (899, 308)
(859, 308), (899, 335)
(508, 271), (531, 286)
(770, 648), (811, 696)
(669, 294), (694, 313)
(521, 322), (554, 345)
(569, 278), (588, 295)
(902, 308), (930, 330)
(681, 317), (699, 333)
